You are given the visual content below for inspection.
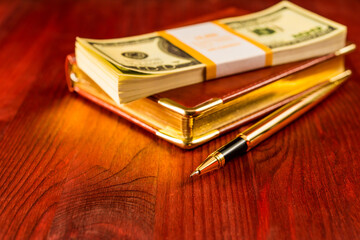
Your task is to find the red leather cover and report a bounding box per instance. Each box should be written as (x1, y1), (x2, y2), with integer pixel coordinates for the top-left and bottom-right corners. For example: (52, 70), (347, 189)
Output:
(152, 53), (335, 108)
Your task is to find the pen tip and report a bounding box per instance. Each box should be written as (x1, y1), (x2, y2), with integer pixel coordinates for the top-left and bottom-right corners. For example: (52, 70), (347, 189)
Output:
(190, 170), (200, 177)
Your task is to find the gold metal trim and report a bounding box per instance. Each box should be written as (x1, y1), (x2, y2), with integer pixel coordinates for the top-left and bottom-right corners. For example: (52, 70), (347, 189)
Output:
(211, 151), (225, 167)
(157, 98), (223, 116)
(329, 70), (352, 83)
(156, 129), (220, 148)
(335, 43), (356, 56)
(237, 133), (251, 149)
(70, 72), (79, 82)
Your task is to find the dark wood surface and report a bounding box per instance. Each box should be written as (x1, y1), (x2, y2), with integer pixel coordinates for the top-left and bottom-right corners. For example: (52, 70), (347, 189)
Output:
(1, 0), (360, 239)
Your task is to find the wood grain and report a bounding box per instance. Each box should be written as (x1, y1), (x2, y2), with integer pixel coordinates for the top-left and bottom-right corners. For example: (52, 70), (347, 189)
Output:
(0, 0), (360, 239)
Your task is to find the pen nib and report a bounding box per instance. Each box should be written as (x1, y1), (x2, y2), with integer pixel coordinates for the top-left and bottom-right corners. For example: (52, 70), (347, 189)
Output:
(190, 170), (200, 177)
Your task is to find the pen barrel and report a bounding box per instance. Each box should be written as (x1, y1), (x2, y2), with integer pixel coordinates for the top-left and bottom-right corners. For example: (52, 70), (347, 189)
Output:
(239, 70), (351, 150)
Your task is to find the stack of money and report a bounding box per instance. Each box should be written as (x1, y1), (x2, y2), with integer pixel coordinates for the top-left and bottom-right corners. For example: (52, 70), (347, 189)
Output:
(75, 1), (346, 104)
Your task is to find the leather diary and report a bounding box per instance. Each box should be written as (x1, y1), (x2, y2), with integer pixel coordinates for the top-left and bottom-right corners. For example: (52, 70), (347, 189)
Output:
(65, 9), (355, 148)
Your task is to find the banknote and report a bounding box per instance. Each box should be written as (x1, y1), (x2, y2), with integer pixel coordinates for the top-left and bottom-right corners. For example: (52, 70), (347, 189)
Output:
(78, 34), (202, 74)
(76, 1), (345, 75)
(221, 3), (339, 49)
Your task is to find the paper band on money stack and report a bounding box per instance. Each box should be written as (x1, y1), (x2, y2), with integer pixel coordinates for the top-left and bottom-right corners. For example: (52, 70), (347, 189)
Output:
(75, 1), (347, 104)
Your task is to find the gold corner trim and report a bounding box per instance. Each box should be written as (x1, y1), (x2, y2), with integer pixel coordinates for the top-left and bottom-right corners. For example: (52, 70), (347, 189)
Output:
(156, 130), (185, 146)
(157, 98), (223, 116)
(70, 72), (79, 82)
(335, 43), (356, 56)
(156, 129), (220, 149)
(329, 69), (352, 83)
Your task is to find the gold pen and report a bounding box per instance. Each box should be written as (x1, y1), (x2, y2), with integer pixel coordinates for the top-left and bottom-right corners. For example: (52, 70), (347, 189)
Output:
(190, 70), (352, 177)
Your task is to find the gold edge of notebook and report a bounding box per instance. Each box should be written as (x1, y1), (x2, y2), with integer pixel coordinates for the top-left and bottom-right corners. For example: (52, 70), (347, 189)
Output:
(69, 56), (346, 146)
(156, 70), (351, 148)
(157, 98), (223, 116)
(68, 63), (219, 149)
(68, 68), (350, 149)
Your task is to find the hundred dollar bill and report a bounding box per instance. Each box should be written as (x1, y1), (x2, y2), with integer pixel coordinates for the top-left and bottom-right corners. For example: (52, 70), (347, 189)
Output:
(219, 1), (346, 64)
(77, 1), (346, 75)
(222, 3), (341, 49)
(77, 33), (202, 75)
(75, 1), (347, 103)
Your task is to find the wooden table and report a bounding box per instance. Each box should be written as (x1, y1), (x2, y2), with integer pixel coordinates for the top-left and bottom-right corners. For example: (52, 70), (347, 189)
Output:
(1, 0), (360, 239)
